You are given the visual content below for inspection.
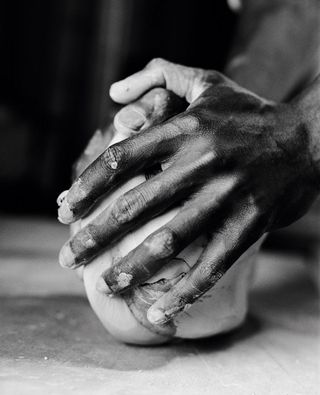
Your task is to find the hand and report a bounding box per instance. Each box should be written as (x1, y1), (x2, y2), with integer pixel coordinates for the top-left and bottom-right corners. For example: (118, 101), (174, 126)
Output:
(58, 59), (320, 325)
(61, 86), (186, 279)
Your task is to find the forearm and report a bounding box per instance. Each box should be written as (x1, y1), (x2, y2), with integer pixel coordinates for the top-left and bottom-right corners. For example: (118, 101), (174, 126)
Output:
(295, 75), (320, 178)
(225, 0), (320, 101)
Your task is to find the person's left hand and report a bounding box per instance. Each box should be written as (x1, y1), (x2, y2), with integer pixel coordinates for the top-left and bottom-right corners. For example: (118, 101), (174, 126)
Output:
(57, 59), (319, 325)
(62, 86), (186, 280)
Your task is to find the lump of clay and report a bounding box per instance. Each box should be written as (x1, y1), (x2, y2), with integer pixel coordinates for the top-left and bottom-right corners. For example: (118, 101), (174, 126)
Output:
(79, 130), (263, 345)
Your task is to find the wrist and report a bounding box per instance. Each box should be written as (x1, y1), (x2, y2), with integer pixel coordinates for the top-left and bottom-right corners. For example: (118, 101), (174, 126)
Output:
(225, 53), (297, 102)
(225, 54), (270, 98)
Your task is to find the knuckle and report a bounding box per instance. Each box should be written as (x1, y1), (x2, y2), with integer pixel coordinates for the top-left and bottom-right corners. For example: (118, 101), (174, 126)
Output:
(248, 201), (270, 230)
(148, 87), (171, 104)
(72, 224), (98, 254)
(145, 228), (177, 260)
(207, 70), (224, 85)
(199, 149), (216, 169)
(238, 183), (268, 224)
(100, 144), (125, 172)
(247, 193), (262, 215)
(147, 57), (167, 69)
(82, 224), (99, 248)
(110, 195), (136, 226)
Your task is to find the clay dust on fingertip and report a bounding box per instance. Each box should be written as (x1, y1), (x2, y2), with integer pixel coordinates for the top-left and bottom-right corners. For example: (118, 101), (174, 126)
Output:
(56, 190), (69, 207)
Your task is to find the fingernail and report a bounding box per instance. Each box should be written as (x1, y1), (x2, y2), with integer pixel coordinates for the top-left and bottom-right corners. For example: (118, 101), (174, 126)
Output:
(118, 109), (146, 130)
(147, 307), (167, 325)
(58, 200), (74, 225)
(59, 243), (76, 268)
(96, 277), (112, 294)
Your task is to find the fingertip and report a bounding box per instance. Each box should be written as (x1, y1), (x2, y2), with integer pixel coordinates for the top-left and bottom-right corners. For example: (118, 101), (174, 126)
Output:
(147, 306), (167, 325)
(109, 82), (119, 101)
(57, 189), (74, 224)
(59, 243), (76, 269)
(147, 290), (190, 325)
(109, 81), (130, 104)
(58, 199), (75, 225)
(56, 190), (69, 207)
(57, 178), (88, 224)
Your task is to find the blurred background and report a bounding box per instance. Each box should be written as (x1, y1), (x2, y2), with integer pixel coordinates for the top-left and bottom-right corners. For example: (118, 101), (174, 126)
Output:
(0, 0), (319, 263)
(0, 0), (237, 216)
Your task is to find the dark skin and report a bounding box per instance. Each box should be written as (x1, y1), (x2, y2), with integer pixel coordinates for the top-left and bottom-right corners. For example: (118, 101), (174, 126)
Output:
(58, 0), (320, 324)
(58, 58), (320, 325)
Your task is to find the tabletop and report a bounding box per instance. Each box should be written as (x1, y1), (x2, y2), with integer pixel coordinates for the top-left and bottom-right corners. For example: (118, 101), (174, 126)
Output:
(0, 215), (319, 395)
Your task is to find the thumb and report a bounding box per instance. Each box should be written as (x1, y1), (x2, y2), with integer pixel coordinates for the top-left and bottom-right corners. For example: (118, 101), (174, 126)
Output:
(110, 58), (211, 105)
(114, 87), (187, 135)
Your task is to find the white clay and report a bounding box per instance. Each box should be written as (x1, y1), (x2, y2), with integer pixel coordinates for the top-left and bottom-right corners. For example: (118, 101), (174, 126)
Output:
(81, 129), (263, 344)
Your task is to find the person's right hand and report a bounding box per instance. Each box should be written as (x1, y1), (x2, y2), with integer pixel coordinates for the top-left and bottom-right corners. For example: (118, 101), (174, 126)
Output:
(57, 59), (320, 325)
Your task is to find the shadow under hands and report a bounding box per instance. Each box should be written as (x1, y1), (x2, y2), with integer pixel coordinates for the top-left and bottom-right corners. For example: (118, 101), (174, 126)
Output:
(0, 295), (262, 372)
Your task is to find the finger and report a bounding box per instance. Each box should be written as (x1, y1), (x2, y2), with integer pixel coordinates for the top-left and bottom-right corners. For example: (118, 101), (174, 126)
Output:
(72, 124), (115, 180)
(72, 88), (185, 178)
(61, 89), (184, 222)
(97, 175), (239, 294)
(60, 89), (185, 221)
(146, 203), (266, 325)
(57, 126), (115, 219)
(57, 118), (181, 225)
(114, 87), (187, 135)
(110, 58), (210, 104)
(71, 222), (84, 281)
(58, 161), (203, 269)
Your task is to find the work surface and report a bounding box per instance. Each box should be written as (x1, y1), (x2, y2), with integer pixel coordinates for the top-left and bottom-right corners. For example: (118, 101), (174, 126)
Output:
(0, 216), (319, 395)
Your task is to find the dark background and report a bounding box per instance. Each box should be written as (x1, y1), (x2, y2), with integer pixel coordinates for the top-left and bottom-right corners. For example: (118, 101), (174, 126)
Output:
(1, 0), (319, 258)
(0, 0), (237, 216)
